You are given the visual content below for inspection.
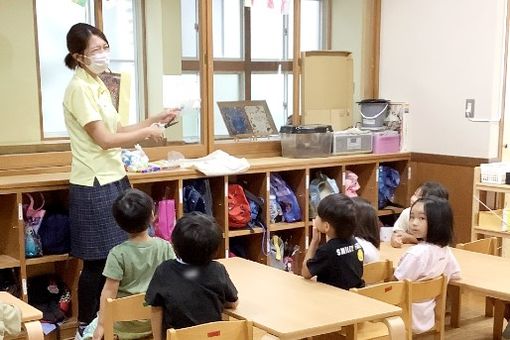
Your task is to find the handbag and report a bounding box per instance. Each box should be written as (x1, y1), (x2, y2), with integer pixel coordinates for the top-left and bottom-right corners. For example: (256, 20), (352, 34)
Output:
(154, 188), (176, 242)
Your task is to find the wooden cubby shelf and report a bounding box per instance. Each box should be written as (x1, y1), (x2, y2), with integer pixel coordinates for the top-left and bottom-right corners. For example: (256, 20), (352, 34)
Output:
(0, 152), (410, 339)
(270, 222), (305, 232)
(0, 254), (20, 269)
(25, 254), (72, 266)
(228, 227), (265, 237)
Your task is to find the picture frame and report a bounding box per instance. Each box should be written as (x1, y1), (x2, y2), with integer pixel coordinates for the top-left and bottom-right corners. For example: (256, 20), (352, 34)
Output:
(217, 100), (278, 138)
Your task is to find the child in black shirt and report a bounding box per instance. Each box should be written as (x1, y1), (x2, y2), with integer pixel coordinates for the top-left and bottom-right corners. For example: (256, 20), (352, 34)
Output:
(301, 193), (364, 290)
(145, 212), (239, 340)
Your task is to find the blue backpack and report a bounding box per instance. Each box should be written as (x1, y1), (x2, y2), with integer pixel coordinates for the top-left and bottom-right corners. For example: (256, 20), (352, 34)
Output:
(270, 174), (301, 223)
(183, 179), (213, 216)
(378, 165), (400, 209)
(243, 189), (265, 229)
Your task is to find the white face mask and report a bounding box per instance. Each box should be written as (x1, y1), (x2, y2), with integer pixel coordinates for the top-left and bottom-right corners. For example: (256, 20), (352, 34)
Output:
(85, 51), (110, 74)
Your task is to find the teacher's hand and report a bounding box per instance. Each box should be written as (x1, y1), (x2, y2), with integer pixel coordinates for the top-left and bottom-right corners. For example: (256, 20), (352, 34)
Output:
(156, 107), (180, 125)
(147, 124), (165, 142)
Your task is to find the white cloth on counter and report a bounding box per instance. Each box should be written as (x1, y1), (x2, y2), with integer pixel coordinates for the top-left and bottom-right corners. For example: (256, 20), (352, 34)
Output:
(176, 150), (250, 176)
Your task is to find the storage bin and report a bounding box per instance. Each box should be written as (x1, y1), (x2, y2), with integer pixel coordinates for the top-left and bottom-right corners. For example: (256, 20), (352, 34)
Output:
(480, 162), (510, 184)
(332, 130), (372, 155)
(373, 131), (400, 154)
(280, 124), (333, 158)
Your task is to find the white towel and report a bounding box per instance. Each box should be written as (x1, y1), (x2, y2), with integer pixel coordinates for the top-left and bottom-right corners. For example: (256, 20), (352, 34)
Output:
(178, 150), (250, 176)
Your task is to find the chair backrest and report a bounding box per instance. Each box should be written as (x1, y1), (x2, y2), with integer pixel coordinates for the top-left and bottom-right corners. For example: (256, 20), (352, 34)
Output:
(406, 275), (448, 339)
(351, 280), (410, 337)
(456, 237), (498, 256)
(362, 259), (394, 285)
(167, 320), (253, 340)
(103, 293), (151, 340)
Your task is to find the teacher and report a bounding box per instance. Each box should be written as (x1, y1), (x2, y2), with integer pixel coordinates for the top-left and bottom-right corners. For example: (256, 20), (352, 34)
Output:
(62, 23), (177, 337)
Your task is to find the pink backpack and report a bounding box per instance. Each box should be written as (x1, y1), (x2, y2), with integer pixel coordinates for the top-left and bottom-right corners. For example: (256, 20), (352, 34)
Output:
(154, 199), (176, 241)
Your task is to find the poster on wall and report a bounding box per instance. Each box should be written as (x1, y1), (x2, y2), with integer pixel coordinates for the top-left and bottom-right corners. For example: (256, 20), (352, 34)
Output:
(217, 100), (277, 138)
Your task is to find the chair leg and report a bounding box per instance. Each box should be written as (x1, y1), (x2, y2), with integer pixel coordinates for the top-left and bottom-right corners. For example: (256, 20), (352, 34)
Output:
(493, 299), (505, 340)
(448, 285), (461, 328)
(486, 297), (495, 317)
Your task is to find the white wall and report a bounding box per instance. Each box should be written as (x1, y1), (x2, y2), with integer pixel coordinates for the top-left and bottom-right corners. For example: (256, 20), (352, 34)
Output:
(379, 0), (506, 158)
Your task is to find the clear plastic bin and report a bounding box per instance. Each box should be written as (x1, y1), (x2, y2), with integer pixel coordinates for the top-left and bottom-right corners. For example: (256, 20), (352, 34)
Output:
(280, 125), (333, 158)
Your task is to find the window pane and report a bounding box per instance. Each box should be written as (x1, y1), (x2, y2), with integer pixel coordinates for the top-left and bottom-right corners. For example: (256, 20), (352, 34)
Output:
(301, 0), (321, 51)
(181, 0), (198, 58)
(251, 73), (287, 130)
(102, 0), (139, 125)
(251, 5), (284, 60)
(36, 0), (93, 138)
(213, 0), (242, 59)
(214, 73), (242, 138)
(163, 74), (201, 143)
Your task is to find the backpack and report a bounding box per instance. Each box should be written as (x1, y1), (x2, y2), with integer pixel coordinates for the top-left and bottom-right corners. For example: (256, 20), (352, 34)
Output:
(154, 198), (176, 241)
(270, 174), (302, 223)
(378, 165), (400, 209)
(228, 184), (251, 228)
(183, 179), (213, 215)
(38, 205), (71, 255)
(243, 189), (265, 229)
(308, 173), (340, 218)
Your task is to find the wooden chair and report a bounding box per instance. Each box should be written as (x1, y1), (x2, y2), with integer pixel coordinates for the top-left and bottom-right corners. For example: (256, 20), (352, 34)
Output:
(455, 237), (508, 337)
(362, 260), (394, 285)
(406, 275), (448, 340)
(167, 320), (253, 340)
(345, 280), (409, 340)
(103, 293), (151, 340)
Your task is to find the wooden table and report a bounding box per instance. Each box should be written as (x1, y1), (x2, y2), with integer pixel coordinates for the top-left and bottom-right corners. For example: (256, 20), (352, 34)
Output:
(0, 292), (43, 340)
(380, 242), (510, 339)
(218, 257), (405, 339)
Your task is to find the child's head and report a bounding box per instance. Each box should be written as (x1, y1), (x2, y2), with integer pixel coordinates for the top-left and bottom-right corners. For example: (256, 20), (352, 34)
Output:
(352, 197), (380, 249)
(172, 212), (221, 266)
(316, 193), (357, 239)
(411, 181), (449, 205)
(409, 196), (453, 247)
(112, 188), (153, 234)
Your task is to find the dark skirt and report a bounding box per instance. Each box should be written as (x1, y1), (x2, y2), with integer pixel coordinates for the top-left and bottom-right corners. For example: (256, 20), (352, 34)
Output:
(69, 176), (130, 260)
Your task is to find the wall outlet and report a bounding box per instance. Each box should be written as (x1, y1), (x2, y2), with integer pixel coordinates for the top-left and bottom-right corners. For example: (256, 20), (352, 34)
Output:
(465, 99), (475, 118)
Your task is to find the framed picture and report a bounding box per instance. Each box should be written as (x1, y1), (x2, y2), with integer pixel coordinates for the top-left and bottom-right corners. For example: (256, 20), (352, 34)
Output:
(217, 100), (278, 137)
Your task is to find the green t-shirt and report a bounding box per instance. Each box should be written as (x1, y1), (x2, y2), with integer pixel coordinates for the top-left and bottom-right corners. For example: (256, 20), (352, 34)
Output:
(103, 237), (175, 339)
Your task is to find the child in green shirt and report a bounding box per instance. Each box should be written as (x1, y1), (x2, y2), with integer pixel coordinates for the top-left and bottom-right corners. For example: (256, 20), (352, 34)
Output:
(86, 189), (175, 340)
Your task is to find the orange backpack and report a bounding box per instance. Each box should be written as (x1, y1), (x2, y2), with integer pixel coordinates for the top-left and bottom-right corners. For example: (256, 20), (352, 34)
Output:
(228, 184), (251, 228)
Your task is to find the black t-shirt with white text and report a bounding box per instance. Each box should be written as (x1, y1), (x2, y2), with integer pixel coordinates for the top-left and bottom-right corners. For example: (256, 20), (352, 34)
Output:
(145, 260), (238, 337)
(306, 237), (364, 290)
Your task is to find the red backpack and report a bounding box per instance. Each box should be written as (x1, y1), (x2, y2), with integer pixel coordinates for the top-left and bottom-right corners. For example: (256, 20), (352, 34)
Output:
(228, 184), (251, 228)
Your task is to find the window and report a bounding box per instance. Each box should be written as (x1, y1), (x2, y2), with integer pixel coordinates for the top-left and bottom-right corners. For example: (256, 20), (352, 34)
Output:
(36, 0), (141, 138)
(211, 0), (325, 139)
(35, 0), (94, 138)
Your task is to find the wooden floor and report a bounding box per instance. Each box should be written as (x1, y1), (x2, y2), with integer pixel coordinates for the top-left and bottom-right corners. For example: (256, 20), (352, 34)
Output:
(253, 291), (506, 339)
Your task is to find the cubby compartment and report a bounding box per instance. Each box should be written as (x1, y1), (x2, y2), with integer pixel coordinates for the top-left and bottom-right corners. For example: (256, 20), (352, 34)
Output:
(0, 267), (21, 298)
(25, 258), (81, 337)
(268, 228), (306, 275)
(228, 233), (267, 265)
(269, 170), (307, 231)
(133, 180), (180, 209)
(227, 173), (267, 236)
(378, 160), (410, 208)
(0, 193), (21, 268)
(308, 166), (343, 220)
(344, 163), (378, 207)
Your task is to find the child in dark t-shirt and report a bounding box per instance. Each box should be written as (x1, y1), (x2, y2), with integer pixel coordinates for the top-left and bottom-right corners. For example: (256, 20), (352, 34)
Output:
(145, 212), (239, 340)
(301, 193), (365, 290)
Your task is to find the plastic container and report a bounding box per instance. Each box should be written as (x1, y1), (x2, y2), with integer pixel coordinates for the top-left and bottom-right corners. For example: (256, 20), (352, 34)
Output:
(280, 124), (333, 158)
(373, 131), (400, 154)
(332, 130), (372, 155)
(357, 99), (389, 130)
